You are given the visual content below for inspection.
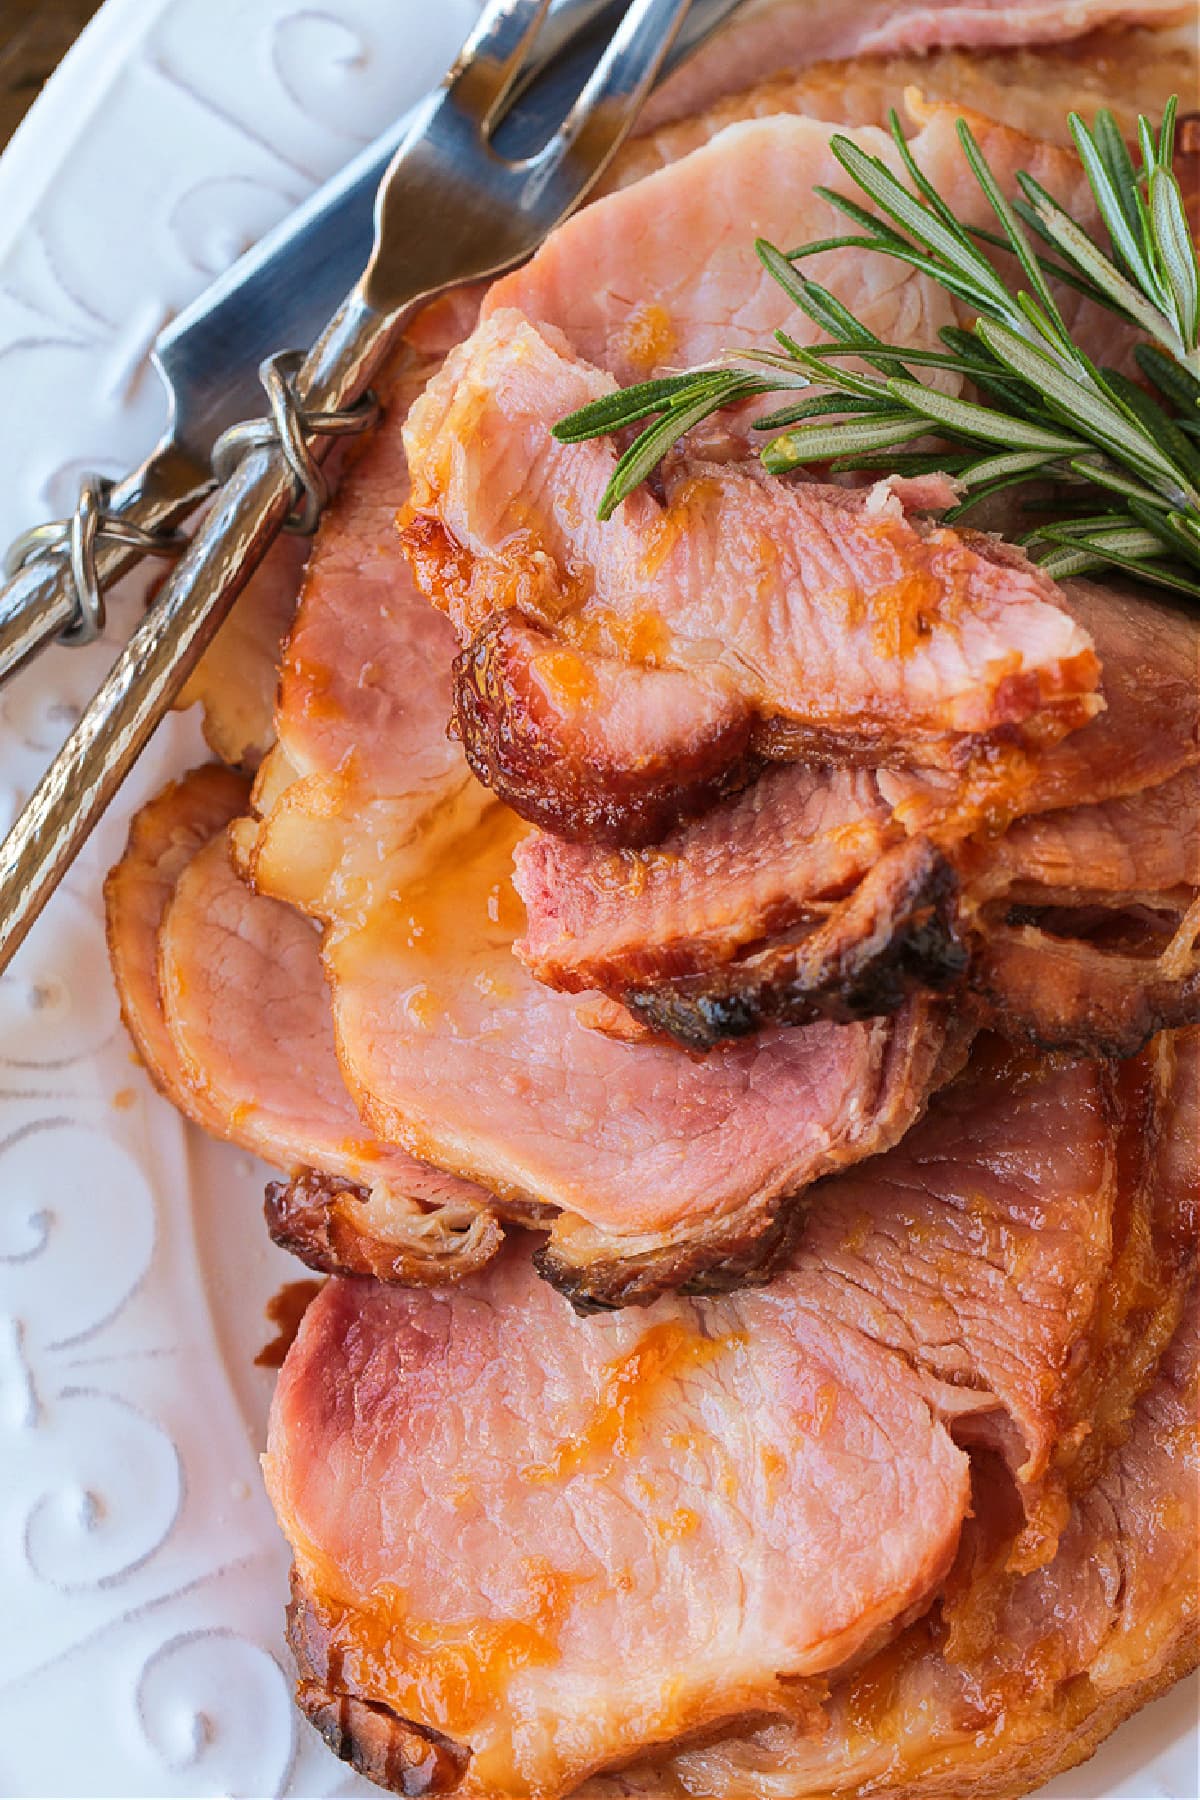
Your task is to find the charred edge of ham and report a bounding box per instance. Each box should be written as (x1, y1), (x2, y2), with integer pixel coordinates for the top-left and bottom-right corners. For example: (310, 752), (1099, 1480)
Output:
(265, 1170), (505, 1285)
(532, 1188), (810, 1314)
(266, 1172), (375, 1274)
(625, 838), (969, 1052)
(452, 613), (762, 848)
(288, 1570), (470, 1796)
(976, 920), (1200, 1061)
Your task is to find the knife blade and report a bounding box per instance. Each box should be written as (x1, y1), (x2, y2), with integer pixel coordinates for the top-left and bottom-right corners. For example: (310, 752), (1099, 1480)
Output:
(0, 0), (743, 685)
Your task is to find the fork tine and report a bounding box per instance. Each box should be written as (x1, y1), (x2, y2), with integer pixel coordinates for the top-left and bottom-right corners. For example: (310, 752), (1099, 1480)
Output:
(552, 0), (698, 161)
(446, 0), (555, 129)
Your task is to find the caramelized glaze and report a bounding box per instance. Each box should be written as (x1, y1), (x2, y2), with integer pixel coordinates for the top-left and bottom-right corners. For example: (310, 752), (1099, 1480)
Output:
(256, 1279), (326, 1368)
(301, 1557), (583, 1792)
(522, 1319), (738, 1484)
(382, 805), (529, 964)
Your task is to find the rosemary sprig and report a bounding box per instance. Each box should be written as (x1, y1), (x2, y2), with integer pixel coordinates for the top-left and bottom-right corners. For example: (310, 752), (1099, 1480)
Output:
(553, 100), (1200, 597)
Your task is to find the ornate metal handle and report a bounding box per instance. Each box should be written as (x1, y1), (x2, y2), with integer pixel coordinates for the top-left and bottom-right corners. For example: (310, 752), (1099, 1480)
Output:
(0, 445), (212, 684)
(0, 348), (379, 686)
(4, 478), (190, 645)
(0, 290), (394, 976)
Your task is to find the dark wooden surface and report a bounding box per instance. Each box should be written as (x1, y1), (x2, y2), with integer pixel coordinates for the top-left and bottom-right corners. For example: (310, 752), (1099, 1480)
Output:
(0, 0), (103, 148)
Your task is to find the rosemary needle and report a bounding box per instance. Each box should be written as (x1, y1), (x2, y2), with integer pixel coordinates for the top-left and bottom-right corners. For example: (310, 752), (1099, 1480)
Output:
(554, 100), (1200, 598)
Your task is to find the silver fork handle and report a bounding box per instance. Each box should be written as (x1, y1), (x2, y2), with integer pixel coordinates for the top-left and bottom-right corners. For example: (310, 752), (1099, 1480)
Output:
(0, 449), (210, 682)
(0, 288), (395, 976)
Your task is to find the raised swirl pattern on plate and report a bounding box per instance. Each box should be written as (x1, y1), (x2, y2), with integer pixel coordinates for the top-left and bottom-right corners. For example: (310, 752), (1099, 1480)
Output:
(137, 1627), (298, 1796)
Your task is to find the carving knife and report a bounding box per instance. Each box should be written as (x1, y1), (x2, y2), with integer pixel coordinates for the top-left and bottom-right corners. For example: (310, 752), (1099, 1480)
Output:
(0, 0), (741, 684)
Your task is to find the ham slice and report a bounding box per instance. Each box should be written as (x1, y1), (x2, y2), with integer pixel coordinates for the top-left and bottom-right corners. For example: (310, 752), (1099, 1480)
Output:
(229, 306), (972, 1309)
(401, 97), (1188, 846)
(620, 20), (1191, 181)
(638, 0), (1189, 131)
(265, 1029), (1198, 1799)
(403, 310), (1098, 846)
(513, 582), (1200, 1053)
(632, 1296), (1198, 1800)
(237, 355), (489, 923)
(514, 764), (899, 995)
(105, 769), (502, 1285)
(105, 763), (251, 1122)
(176, 532), (308, 769)
(786, 1032), (1197, 1507)
(324, 787), (968, 1307)
(266, 1244), (973, 1798)
(488, 100), (1101, 389)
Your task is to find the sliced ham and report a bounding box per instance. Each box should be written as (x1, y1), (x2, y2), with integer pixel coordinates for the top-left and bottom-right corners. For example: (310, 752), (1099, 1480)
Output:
(645, 1271), (1199, 1800)
(325, 788), (968, 1306)
(484, 110), (960, 397)
(619, 21), (1190, 183)
(786, 1034), (1196, 1501)
(514, 764), (900, 994)
(638, 0), (1189, 130)
(401, 97), (1190, 847)
(488, 101), (1100, 389)
(105, 769), (502, 1285)
(514, 585), (1199, 1053)
(104, 764), (251, 1123)
(229, 347), (975, 1307)
(880, 575), (1200, 834)
(238, 355), (489, 922)
(974, 910), (1200, 1058)
(619, 837), (967, 1050)
(266, 1243), (973, 1799)
(175, 532), (308, 770)
(513, 768), (967, 1048)
(403, 310), (1098, 846)
(266, 1029), (1198, 1800)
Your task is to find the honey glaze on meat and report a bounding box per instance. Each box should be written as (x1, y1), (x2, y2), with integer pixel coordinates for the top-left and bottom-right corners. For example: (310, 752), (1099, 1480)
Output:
(269, 1036), (1200, 1800)
(266, 1030), (1199, 1800)
(267, 1251), (974, 1797)
(323, 775), (964, 1303)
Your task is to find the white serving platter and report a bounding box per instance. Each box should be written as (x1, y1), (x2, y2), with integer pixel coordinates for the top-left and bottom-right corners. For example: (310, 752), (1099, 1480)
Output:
(0, 2), (1194, 1794)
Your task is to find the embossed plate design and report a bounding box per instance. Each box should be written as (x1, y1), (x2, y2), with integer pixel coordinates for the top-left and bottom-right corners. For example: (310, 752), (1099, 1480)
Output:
(0, 2), (1195, 1795)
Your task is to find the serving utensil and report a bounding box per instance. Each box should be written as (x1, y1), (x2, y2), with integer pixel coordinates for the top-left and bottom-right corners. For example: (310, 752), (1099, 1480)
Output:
(0, 0), (732, 975)
(0, 0), (743, 686)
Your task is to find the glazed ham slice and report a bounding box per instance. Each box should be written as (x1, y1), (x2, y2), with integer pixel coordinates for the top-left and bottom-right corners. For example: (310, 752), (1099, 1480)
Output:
(225, 335), (977, 1307)
(267, 1244), (974, 1799)
(487, 100), (1103, 390)
(514, 581), (1200, 1052)
(635, 1282), (1199, 1800)
(176, 532), (308, 769)
(325, 791), (967, 1306)
(512, 768), (969, 1047)
(638, 0), (1189, 131)
(237, 356), (488, 924)
(105, 769), (502, 1285)
(880, 575), (1200, 833)
(515, 760), (1200, 1055)
(266, 1030), (1198, 1800)
(484, 110), (958, 398)
(786, 1033), (1198, 1510)
(105, 764), (251, 1118)
(403, 310), (1098, 846)
(623, 20), (1191, 181)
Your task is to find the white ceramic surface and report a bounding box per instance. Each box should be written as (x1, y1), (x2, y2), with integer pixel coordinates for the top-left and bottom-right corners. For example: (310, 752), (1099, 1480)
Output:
(0, 3), (1195, 1796)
